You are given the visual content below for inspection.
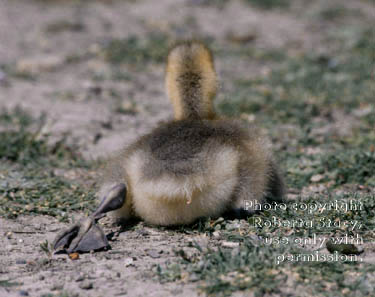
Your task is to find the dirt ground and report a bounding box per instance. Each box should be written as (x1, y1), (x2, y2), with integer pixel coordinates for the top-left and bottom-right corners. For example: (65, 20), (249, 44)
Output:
(1, 0), (374, 296)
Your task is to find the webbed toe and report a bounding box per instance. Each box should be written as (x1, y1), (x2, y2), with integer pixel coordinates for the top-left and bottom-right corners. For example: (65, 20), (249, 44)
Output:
(53, 217), (110, 253)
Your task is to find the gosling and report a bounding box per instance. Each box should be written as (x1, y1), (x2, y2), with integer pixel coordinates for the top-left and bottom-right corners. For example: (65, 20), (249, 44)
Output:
(53, 41), (284, 253)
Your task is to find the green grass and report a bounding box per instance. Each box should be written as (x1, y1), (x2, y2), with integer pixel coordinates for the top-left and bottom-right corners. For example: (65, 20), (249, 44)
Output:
(282, 136), (375, 189)
(0, 169), (95, 220)
(318, 5), (362, 21)
(156, 193), (375, 296)
(101, 33), (169, 65)
(218, 47), (287, 62)
(244, 0), (289, 9)
(321, 150), (375, 186)
(0, 106), (33, 126)
(158, 240), (294, 296)
(0, 280), (23, 287)
(0, 108), (96, 220)
(216, 25), (375, 191)
(218, 27), (374, 118)
(0, 108), (87, 167)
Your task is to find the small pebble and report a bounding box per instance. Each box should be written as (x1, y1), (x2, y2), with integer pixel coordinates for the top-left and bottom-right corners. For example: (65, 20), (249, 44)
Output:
(212, 231), (220, 238)
(124, 257), (134, 267)
(18, 290), (29, 296)
(69, 252), (80, 260)
(222, 241), (240, 248)
(51, 283), (63, 291)
(310, 174), (324, 183)
(147, 250), (161, 259)
(225, 223), (240, 231)
(16, 259), (26, 264)
(75, 274), (85, 282)
(213, 217), (224, 225)
(189, 273), (200, 282)
(88, 85), (102, 96)
(79, 281), (93, 290)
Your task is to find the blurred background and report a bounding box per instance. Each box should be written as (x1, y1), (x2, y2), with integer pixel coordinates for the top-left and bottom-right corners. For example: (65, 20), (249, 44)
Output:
(0, 1), (374, 296)
(1, 0), (373, 159)
(1, 0), (374, 220)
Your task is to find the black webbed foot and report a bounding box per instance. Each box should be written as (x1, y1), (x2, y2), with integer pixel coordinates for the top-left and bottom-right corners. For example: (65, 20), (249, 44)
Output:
(53, 217), (109, 253)
(53, 183), (127, 253)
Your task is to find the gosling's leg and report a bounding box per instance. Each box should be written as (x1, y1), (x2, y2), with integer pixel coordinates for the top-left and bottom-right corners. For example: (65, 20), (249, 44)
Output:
(53, 183), (127, 253)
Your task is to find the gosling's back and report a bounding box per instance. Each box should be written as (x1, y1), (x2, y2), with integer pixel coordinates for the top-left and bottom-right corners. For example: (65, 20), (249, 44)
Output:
(123, 120), (246, 225)
(102, 41), (284, 226)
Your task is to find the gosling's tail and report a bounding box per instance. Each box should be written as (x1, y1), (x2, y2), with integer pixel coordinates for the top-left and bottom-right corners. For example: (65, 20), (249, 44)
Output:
(165, 41), (217, 120)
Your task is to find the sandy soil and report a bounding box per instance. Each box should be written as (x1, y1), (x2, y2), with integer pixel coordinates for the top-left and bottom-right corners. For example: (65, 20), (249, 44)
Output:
(1, 215), (204, 297)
